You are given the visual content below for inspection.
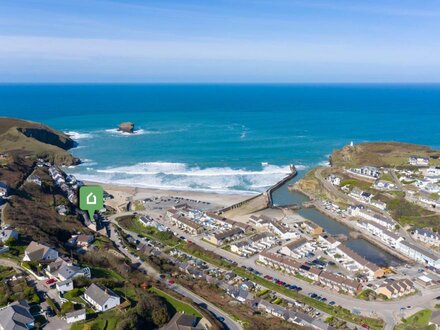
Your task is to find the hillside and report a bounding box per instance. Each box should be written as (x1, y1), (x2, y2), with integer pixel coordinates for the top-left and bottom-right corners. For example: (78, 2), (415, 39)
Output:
(330, 142), (440, 168)
(3, 164), (87, 249)
(0, 117), (79, 166)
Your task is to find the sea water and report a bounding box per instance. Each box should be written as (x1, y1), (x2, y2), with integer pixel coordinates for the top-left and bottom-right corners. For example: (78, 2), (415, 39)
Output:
(1, 83), (439, 194)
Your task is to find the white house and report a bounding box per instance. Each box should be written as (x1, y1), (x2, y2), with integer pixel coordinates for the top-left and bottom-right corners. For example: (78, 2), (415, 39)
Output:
(414, 228), (440, 247)
(348, 205), (396, 230)
(84, 284), (120, 312)
(348, 166), (380, 179)
(326, 175), (341, 186)
(409, 156), (429, 167)
(23, 241), (59, 262)
(0, 227), (18, 243)
(349, 188), (374, 203)
(427, 166), (440, 177)
(373, 180), (396, 191)
(65, 309), (86, 324)
(56, 279), (74, 293)
(358, 221), (402, 246)
(396, 240), (440, 268)
(279, 238), (315, 259)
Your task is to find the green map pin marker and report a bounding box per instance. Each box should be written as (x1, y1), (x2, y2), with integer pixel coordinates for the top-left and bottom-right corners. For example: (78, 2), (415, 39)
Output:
(79, 185), (104, 220)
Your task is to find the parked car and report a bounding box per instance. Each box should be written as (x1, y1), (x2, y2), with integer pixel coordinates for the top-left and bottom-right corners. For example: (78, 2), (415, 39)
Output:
(45, 278), (56, 285)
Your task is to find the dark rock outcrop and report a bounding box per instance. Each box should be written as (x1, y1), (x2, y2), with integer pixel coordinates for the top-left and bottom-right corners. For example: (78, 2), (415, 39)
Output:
(18, 127), (76, 150)
(118, 122), (135, 133)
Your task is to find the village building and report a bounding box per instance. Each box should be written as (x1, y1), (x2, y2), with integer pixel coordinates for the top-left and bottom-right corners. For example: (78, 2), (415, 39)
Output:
(163, 312), (199, 330)
(335, 244), (384, 279)
(56, 279), (74, 293)
(409, 156), (429, 166)
(0, 300), (34, 330)
(373, 180), (396, 191)
(279, 238), (315, 259)
(357, 221), (402, 246)
(348, 166), (380, 179)
(326, 174), (341, 186)
(319, 271), (363, 295)
(414, 228), (440, 247)
(348, 205), (396, 230)
(349, 188), (374, 203)
(300, 221), (324, 235)
(230, 232), (275, 256)
(65, 309), (86, 324)
(23, 241), (59, 262)
(84, 283), (120, 312)
(204, 227), (244, 246)
(0, 227), (18, 243)
(170, 215), (203, 235)
(427, 166), (440, 177)
(396, 240), (440, 268)
(375, 279), (415, 299)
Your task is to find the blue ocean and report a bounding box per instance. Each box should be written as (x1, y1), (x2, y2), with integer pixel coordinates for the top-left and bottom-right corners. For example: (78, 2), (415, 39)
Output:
(1, 84), (440, 194)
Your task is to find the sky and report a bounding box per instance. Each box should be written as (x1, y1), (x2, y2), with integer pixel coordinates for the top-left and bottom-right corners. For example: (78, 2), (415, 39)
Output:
(1, 0), (440, 82)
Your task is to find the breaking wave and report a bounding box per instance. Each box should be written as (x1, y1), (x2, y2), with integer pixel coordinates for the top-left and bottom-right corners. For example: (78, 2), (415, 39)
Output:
(65, 131), (94, 139)
(104, 128), (149, 136)
(70, 162), (304, 194)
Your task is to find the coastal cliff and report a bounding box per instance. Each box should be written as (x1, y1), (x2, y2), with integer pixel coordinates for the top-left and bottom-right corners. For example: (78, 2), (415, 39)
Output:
(0, 117), (79, 165)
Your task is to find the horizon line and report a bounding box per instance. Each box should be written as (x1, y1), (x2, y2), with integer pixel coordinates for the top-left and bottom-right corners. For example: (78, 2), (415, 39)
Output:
(1, 82), (440, 85)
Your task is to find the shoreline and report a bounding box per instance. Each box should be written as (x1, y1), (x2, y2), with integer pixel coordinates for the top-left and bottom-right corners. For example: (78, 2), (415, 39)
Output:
(84, 180), (250, 211)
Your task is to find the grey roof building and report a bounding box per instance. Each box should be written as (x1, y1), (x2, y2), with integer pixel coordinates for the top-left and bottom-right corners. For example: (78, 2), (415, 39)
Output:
(163, 312), (199, 330)
(0, 300), (34, 330)
(84, 283), (120, 312)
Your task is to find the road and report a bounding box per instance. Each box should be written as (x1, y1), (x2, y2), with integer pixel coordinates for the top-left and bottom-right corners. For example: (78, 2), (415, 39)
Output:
(0, 257), (69, 330)
(107, 216), (242, 330)
(115, 208), (440, 329)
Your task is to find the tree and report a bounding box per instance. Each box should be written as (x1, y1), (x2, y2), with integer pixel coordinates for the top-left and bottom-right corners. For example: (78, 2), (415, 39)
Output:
(73, 276), (91, 288)
(116, 316), (138, 330)
(136, 293), (172, 327)
(152, 308), (170, 326)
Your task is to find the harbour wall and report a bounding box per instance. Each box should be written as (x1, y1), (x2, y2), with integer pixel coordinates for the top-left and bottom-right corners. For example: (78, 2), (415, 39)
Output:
(219, 165), (297, 217)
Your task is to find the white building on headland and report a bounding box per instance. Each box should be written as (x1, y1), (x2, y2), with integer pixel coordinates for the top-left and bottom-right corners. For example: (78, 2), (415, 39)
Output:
(413, 228), (440, 247)
(348, 166), (380, 179)
(409, 156), (429, 167)
(427, 166), (440, 177)
(348, 205), (396, 230)
(326, 174), (341, 186)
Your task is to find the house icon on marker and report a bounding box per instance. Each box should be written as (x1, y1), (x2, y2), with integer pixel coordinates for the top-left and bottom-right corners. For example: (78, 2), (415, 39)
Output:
(86, 192), (97, 205)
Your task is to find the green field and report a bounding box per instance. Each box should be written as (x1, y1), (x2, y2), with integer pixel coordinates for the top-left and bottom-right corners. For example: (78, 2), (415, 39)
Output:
(89, 266), (124, 281)
(149, 287), (201, 317)
(395, 309), (435, 330)
(70, 309), (121, 330)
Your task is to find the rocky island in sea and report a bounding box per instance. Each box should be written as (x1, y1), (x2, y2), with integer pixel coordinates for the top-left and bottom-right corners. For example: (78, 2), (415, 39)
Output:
(118, 121), (135, 133)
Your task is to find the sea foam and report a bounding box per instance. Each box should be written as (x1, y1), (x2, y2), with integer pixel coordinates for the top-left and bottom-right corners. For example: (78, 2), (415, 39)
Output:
(64, 131), (94, 139)
(71, 162), (301, 194)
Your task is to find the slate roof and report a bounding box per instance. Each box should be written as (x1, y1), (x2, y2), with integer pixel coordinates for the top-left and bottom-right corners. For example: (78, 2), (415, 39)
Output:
(0, 300), (34, 330)
(84, 283), (120, 306)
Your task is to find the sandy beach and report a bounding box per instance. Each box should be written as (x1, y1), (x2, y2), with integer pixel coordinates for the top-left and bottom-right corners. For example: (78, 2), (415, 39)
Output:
(85, 180), (250, 212)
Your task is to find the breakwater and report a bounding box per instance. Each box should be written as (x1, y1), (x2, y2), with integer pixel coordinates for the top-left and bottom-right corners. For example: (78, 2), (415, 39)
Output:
(218, 165), (297, 217)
